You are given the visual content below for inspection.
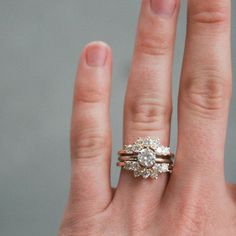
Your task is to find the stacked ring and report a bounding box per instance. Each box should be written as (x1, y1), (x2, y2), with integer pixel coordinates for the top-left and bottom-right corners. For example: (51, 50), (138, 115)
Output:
(117, 137), (175, 179)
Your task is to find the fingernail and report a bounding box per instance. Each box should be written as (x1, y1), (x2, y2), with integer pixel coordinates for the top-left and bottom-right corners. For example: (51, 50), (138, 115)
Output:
(150, 0), (176, 15)
(85, 42), (108, 67)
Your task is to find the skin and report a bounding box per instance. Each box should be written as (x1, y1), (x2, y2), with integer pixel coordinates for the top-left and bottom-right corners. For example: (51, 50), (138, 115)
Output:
(58, 0), (236, 235)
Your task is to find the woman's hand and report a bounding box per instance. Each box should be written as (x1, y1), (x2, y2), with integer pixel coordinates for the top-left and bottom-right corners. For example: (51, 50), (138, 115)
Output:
(58, 0), (236, 235)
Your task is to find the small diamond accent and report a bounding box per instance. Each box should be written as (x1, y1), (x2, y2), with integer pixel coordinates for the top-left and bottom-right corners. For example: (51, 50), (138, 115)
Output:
(134, 170), (141, 178)
(136, 138), (144, 145)
(155, 147), (163, 155)
(132, 144), (143, 153)
(154, 163), (169, 173)
(143, 137), (153, 147)
(124, 145), (133, 153)
(150, 170), (159, 180)
(134, 162), (141, 171)
(141, 169), (151, 179)
(150, 139), (159, 150)
(162, 147), (170, 156)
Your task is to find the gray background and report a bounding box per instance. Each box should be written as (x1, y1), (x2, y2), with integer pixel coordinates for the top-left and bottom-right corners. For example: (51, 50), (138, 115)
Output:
(0, 0), (235, 235)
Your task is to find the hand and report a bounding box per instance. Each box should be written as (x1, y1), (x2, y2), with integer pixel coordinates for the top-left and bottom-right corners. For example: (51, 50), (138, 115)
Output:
(58, 0), (235, 235)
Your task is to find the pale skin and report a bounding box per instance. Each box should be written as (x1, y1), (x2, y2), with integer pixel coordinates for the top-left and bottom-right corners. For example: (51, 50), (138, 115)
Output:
(58, 0), (236, 235)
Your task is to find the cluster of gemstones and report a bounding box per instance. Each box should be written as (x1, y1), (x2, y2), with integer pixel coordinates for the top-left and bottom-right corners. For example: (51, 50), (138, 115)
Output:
(124, 137), (171, 156)
(122, 137), (172, 179)
(123, 161), (171, 179)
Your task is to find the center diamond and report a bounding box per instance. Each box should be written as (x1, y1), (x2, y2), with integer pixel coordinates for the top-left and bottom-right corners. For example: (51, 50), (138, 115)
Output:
(137, 148), (156, 168)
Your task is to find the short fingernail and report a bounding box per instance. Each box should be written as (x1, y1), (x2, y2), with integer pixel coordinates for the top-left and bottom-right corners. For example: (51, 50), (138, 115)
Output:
(85, 42), (108, 67)
(150, 0), (176, 15)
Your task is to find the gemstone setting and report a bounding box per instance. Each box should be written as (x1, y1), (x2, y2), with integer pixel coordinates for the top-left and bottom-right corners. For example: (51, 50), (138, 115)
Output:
(137, 148), (156, 168)
(123, 137), (171, 156)
(121, 137), (173, 179)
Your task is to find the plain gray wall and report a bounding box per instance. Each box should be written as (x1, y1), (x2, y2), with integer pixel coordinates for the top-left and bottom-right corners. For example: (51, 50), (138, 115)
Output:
(0, 1), (235, 235)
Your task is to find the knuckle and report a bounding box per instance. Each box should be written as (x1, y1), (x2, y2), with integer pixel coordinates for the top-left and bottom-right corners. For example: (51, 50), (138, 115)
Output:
(136, 31), (172, 56)
(181, 71), (231, 115)
(175, 197), (210, 235)
(59, 215), (103, 236)
(177, 210), (206, 235)
(75, 84), (106, 105)
(191, 8), (229, 29)
(71, 132), (110, 161)
(127, 97), (171, 130)
(125, 205), (156, 235)
(75, 91), (105, 105)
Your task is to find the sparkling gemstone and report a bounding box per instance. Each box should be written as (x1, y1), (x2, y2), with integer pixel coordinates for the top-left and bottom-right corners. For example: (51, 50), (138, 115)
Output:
(124, 161), (132, 170)
(141, 169), (151, 179)
(143, 137), (153, 147)
(162, 147), (170, 156)
(150, 170), (159, 180)
(134, 170), (142, 178)
(155, 147), (163, 155)
(132, 144), (143, 153)
(137, 148), (156, 168)
(130, 162), (141, 171)
(150, 140), (159, 150)
(154, 163), (169, 173)
(136, 138), (144, 145)
(124, 145), (133, 153)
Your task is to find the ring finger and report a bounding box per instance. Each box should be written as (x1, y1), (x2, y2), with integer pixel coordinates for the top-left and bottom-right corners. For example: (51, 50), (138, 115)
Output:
(115, 0), (179, 210)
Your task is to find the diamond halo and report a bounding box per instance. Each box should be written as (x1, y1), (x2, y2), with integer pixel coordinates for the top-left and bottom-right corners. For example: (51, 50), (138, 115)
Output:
(123, 161), (171, 179)
(124, 137), (171, 156)
(121, 137), (173, 179)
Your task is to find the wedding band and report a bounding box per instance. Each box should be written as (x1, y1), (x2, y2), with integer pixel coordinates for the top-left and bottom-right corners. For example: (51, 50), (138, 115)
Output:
(118, 150), (174, 157)
(118, 156), (173, 163)
(117, 161), (173, 169)
(118, 150), (174, 159)
(117, 137), (175, 179)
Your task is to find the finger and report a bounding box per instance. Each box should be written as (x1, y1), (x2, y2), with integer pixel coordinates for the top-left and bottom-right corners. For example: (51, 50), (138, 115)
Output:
(227, 184), (236, 202)
(68, 42), (112, 215)
(172, 0), (232, 187)
(115, 0), (179, 207)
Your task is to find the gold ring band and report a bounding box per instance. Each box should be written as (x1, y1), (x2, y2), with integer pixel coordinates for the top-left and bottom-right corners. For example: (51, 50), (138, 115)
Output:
(117, 161), (174, 170)
(118, 156), (173, 163)
(118, 150), (174, 159)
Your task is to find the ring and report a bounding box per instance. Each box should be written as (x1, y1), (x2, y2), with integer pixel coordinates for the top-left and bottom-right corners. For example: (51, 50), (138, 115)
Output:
(118, 156), (172, 163)
(117, 137), (175, 179)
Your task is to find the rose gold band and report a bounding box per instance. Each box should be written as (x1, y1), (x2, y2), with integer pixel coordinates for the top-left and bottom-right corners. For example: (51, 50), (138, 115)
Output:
(116, 162), (125, 167)
(118, 150), (174, 159)
(116, 162), (174, 171)
(118, 155), (173, 163)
